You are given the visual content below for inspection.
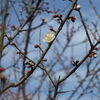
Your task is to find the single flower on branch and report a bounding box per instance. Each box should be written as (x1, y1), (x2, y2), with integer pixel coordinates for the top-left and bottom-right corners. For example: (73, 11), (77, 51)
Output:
(42, 32), (56, 43)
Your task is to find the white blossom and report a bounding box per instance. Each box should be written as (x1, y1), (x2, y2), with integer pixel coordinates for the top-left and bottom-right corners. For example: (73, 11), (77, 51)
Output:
(43, 32), (55, 43)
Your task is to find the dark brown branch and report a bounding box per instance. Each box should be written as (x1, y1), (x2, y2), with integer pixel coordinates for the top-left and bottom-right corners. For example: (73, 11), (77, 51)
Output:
(78, 10), (93, 48)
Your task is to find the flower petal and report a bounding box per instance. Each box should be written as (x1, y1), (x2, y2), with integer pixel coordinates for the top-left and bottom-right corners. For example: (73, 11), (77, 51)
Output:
(43, 32), (55, 43)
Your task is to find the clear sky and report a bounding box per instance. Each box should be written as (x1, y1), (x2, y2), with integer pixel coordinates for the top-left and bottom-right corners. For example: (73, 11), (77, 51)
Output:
(1, 0), (100, 100)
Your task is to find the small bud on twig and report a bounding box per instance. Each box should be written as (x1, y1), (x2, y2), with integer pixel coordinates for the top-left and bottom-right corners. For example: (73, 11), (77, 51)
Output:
(0, 67), (6, 72)
(53, 14), (63, 23)
(89, 51), (97, 58)
(25, 61), (30, 65)
(11, 25), (17, 31)
(34, 44), (40, 48)
(72, 60), (79, 66)
(70, 16), (76, 22)
(34, 44), (44, 53)
(42, 58), (47, 62)
(75, 4), (81, 11)
(49, 26), (56, 33)
(53, 14), (62, 18)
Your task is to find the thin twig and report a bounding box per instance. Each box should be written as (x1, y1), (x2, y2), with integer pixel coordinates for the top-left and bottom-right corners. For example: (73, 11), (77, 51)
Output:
(58, 40), (100, 84)
(78, 10), (93, 48)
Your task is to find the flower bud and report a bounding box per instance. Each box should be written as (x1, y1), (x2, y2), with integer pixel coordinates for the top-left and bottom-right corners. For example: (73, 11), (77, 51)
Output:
(93, 54), (97, 58)
(75, 4), (81, 11)
(34, 44), (40, 48)
(0, 67), (6, 72)
(71, 16), (76, 22)
(42, 58), (47, 62)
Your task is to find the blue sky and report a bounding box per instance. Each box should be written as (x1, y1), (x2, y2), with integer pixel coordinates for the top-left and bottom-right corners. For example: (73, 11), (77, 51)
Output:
(1, 0), (100, 100)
